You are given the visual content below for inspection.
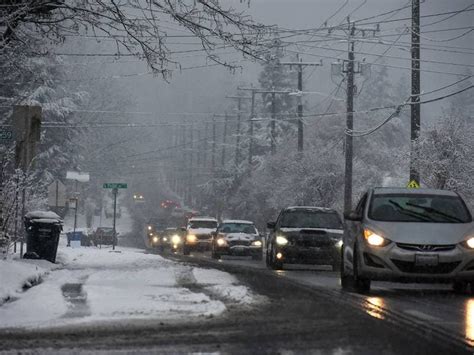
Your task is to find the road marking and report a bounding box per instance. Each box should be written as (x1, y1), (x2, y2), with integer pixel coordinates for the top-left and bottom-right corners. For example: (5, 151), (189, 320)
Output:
(404, 309), (441, 321)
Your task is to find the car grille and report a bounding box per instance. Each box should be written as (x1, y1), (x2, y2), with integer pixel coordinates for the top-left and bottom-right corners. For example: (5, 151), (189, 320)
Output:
(196, 234), (211, 241)
(391, 259), (460, 274)
(396, 243), (456, 252)
(290, 236), (333, 248)
(229, 240), (251, 247)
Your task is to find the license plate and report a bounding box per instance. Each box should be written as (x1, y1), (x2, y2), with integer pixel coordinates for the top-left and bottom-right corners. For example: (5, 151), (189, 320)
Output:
(415, 254), (439, 266)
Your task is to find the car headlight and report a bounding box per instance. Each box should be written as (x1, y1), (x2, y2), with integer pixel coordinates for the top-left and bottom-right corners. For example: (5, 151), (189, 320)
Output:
(462, 237), (474, 249)
(363, 228), (390, 247)
(163, 237), (168, 242)
(252, 240), (262, 247)
(148, 226), (152, 231)
(152, 236), (159, 243)
(276, 235), (288, 246)
(187, 234), (197, 243)
(171, 235), (181, 244)
(217, 238), (227, 246)
(335, 240), (343, 248)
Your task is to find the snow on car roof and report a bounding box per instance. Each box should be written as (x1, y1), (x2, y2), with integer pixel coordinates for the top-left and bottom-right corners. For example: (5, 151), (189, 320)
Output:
(285, 206), (337, 213)
(31, 218), (62, 224)
(25, 211), (61, 220)
(221, 220), (254, 225)
(188, 217), (217, 222)
(372, 187), (458, 196)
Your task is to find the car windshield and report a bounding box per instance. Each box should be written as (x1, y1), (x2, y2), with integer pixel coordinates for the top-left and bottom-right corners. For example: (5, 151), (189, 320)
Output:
(218, 223), (257, 234)
(97, 228), (113, 234)
(189, 220), (217, 229)
(369, 194), (472, 223)
(280, 210), (342, 229)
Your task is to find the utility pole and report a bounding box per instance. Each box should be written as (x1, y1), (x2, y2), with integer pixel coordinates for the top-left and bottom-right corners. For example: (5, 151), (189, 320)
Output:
(12, 105), (41, 257)
(279, 56), (322, 152)
(271, 91), (276, 155)
(410, 0), (421, 185)
(180, 122), (186, 199)
(226, 95), (252, 166)
(221, 113), (228, 166)
(211, 115), (216, 171)
(188, 122), (194, 205)
(331, 19), (379, 215)
(238, 87), (291, 159)
(344, 25), (356, 216)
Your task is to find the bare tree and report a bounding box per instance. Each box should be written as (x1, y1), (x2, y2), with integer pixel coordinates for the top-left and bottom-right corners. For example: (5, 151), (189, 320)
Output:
(1, 0), (268, 77)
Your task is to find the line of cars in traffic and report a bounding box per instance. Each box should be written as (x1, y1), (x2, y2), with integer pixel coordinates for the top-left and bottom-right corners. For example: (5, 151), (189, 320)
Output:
(147, 187), (474, 294)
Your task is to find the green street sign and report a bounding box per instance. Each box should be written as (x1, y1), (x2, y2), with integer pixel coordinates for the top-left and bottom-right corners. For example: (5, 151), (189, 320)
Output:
(103, 183), (127, 189)
(0, 130), (13, 140)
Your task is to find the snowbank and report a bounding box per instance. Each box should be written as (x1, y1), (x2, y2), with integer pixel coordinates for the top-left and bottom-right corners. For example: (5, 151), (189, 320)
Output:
(0, 257), (59, 304)
(0, 240), (259, 330)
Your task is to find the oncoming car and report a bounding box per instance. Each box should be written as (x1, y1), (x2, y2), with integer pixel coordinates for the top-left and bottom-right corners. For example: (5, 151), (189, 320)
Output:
(183, 217), (218, 255)
(342, 187), (474, 293)
(266, 207), (343, 270)
(211, 220), (262, 260)
(161, 227), (183, 252)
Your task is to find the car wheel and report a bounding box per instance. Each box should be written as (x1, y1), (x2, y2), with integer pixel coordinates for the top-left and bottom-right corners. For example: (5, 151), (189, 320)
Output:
(183, 245), (190, 256)
(340, 246), (353, 290)
(332, 254), (342, 272)
(352, 245), (371, 293)
(270, 246), (283, 270)
(453, 281), (469, 294)
(211, 246), (221, 259)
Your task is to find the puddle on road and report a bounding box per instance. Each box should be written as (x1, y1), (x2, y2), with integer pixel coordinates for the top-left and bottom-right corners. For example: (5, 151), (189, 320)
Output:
(61, 283), (91, 318)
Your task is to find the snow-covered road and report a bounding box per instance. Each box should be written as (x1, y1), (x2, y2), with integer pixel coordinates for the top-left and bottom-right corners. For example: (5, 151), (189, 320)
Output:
(0, 237), (261, 330)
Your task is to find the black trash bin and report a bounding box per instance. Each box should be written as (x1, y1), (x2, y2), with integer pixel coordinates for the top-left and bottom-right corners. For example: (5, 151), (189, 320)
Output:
(24, 211), (63, 263)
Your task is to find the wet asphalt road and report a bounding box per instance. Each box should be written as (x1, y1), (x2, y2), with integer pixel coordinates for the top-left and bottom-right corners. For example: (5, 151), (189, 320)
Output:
(0, 249), (472, 354)
(167, 250), (474, 353)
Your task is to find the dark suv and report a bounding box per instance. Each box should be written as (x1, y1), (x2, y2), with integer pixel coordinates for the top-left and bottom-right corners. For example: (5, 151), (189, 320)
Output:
(266, 206), (343, 270)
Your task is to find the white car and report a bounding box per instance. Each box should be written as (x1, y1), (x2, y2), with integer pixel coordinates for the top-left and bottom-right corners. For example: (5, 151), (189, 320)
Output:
(211, 220), (262, 260)
(183, 217), (218, 255)
(342, 187), (474, 293)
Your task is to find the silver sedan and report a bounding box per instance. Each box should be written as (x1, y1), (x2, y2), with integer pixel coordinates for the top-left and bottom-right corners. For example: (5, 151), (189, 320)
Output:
(342, 187), (474, 293)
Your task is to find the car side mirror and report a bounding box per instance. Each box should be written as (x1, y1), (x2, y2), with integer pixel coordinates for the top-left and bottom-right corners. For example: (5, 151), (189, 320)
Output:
(344, 211), (362, 222)
(267, 221), (276, 230)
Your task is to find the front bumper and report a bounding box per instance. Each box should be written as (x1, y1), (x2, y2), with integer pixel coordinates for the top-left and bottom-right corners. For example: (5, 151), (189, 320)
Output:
(358, 241), (474, 282)
(185, 239), (212, 250)
(276, 245), (340, 265)
(216, 245), (262, 256)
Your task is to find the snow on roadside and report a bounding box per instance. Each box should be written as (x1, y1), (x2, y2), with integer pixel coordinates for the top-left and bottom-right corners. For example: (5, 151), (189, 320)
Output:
(193, 268), (257, 305)
(0, 238), (260, 330)
(0, 257), (59, 305)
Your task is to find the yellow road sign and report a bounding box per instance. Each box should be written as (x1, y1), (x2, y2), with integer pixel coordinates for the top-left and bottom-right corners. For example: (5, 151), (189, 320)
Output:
(407, 180), (420, 189)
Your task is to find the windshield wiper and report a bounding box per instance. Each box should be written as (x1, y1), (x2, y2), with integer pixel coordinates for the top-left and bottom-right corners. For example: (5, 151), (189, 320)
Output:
(388, 200), (435, 222)
(406, 202), (464, 223)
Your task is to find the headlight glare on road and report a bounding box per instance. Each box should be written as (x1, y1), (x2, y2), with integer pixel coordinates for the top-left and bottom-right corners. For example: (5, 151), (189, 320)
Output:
(252, 240), (262, 247)
(217, 238), (227, 246)
(171, 234), (181, 244)
(187, 234), (197, 243)
(363, 228), (390, 247)
(276, 235), (288, 246)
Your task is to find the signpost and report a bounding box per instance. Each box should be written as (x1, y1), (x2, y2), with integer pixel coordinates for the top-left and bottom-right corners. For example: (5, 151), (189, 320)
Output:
(66, 171), (90, 246)
(48, 180), (66, 211)
(103, 183), (127, 250)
